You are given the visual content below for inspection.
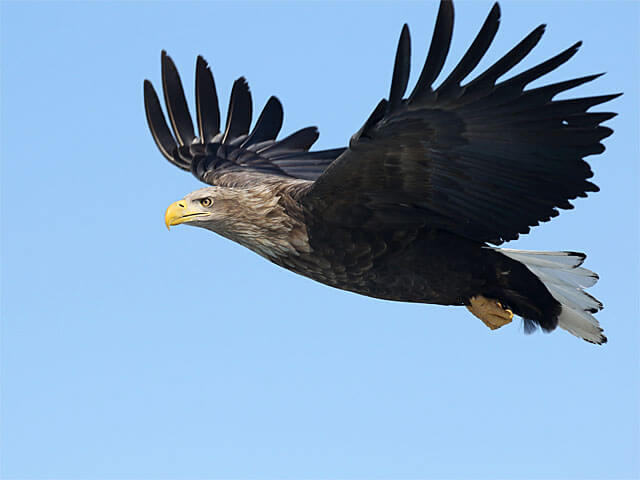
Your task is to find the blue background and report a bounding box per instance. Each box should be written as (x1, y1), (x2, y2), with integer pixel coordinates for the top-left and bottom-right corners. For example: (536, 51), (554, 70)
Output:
(2, 1), (638, 478)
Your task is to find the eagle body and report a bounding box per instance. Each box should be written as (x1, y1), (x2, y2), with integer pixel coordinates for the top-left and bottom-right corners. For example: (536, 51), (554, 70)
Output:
(146, 0), (618, 344)
(182, 179), (560, 333)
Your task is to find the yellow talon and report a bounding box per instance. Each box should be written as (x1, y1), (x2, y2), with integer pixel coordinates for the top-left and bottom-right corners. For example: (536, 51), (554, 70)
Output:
(466, 295), (514, 330)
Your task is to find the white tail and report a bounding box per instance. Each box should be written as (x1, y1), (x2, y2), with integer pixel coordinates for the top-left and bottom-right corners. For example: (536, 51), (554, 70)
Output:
(497, 249), (606, 344)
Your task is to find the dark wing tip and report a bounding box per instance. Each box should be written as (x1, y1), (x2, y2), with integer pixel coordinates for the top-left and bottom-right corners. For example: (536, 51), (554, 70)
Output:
(195, 54), (221, 143)
(272, 95), (283, 107)
(590, 92), (623, 106)
(160, 49), (171, 70)
(161, 50), (196, 146)
(236, 76), (250, 90)
(436, 0), (502, 95)
(388, 24), (412, 111)
(223, 76), (253, 142)
(526, 24), (547, 48)
(260, 125), (320, 155)
(244, 95), (284, 146)
(409, 0), (455, 102)
(463, 22), (547, 96)
(143, 77), (185, 167)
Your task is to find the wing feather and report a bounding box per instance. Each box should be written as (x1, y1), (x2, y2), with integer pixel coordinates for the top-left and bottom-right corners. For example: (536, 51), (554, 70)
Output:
(161, 51), (196, 146)
(144, 53), (343, 185)
(462, 25), (545, 101)
(388, 24), (411, 112)
(195, 56), (221, 143)
(242, 96), (283, 147)
(260, 127), (319, 154)
(223, 77), (252, 142)
(303, 0), (619, 245)
(436, 2), (500, 99)
(143, 80), (184, 168)
(409, 0), (454, 102)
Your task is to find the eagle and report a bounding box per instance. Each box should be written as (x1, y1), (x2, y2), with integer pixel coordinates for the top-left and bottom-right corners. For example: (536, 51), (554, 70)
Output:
(144, 0), (618, 344)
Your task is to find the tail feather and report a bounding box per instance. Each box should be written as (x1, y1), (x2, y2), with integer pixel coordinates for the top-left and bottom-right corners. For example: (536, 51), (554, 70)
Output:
(498, 249), (606, 344)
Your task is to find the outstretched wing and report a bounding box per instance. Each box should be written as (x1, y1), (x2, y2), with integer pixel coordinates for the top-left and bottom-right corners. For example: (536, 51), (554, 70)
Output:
(302, 0), (619, 245)
(144, 52), (345, 186)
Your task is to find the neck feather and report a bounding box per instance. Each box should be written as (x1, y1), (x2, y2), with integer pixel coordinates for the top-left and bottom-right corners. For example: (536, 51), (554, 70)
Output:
(204, 180), (311, 260)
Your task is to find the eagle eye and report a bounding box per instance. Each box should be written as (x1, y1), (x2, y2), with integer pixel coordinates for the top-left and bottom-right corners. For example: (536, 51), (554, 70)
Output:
(199, 198), (213, 208)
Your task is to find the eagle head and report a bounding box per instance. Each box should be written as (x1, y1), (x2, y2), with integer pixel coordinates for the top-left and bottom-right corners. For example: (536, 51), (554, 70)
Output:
(164, 184), (308, 259)
(164, 187), (225, 230)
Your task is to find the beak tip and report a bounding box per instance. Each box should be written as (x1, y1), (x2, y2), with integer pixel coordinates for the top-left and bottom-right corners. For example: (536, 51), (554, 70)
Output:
(165, 200), (181, 230)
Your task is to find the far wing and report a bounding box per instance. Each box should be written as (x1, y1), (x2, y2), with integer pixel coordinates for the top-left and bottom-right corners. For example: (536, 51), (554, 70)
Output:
(144, 52), (345, 187)
(302, 1), (619, 245)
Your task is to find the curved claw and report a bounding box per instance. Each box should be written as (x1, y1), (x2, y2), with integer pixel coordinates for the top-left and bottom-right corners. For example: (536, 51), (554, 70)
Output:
(466, 295), (514, 330)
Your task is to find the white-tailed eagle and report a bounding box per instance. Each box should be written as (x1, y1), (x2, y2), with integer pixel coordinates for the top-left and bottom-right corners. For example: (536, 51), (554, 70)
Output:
(144, 1), (619, 344)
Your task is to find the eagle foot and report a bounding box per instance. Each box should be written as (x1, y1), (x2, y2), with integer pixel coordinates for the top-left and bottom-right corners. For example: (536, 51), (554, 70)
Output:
(466, 295), (514, 330)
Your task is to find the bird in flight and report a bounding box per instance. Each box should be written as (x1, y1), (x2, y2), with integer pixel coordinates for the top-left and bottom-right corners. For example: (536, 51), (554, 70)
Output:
(144, 0), (618, 344)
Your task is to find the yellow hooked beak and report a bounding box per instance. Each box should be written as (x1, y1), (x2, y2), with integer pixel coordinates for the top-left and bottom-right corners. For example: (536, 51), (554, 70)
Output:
(164, 200), (205, 230)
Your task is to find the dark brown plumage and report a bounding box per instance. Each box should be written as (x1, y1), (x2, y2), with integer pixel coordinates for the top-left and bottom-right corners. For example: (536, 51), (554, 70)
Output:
(146, 0), (618, 344)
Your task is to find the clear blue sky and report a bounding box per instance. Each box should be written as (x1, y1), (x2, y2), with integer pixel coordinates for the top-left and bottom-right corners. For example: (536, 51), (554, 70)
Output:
(1, 1), (638, 478)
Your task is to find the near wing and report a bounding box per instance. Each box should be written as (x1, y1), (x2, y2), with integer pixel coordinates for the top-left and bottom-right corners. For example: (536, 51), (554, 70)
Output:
(302, 1), (619, 245)
(144, 52), (345, 186)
